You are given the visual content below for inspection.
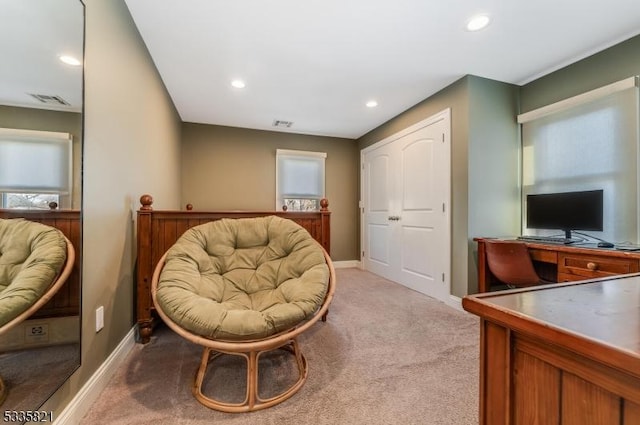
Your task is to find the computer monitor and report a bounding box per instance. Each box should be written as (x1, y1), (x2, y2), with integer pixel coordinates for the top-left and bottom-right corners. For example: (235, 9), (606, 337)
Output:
(526, 189), (604, 240)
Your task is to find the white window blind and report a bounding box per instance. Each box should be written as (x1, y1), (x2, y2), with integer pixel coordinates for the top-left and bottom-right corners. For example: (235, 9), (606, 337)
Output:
(0, 128), (72, 194)
(276, 149), (326, 210)
(519, 77), (639, 243)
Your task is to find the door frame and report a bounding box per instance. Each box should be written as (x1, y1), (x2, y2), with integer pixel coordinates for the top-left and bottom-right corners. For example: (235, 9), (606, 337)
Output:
(360, 108), (451, 301)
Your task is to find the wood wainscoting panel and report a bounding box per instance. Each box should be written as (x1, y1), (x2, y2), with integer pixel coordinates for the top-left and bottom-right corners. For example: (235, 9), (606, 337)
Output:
(482, 321), (510, 425)
(624, 400), (640, 423)
(561, 373), (620, 425)
(513, 349), (560, 425)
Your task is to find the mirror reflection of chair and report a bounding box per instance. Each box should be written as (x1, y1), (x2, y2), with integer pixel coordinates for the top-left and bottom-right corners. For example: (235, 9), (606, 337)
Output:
(0, 219), (75, 405)
(151, 216), (335, 412)
(484, 239), (554, 288)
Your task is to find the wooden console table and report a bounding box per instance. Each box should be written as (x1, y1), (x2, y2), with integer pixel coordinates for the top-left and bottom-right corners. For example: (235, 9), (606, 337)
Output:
(475, 237), (640, 292)
(462, 275), (640, 425)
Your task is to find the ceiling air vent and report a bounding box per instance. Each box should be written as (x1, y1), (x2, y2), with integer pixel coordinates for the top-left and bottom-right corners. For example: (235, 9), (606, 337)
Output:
(28, 93), (70, 106)
(272, 120), (293, 128)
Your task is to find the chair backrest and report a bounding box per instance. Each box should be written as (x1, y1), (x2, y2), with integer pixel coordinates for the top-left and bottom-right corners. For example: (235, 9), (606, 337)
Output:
(484, 240), (541, 287)
(0, 219), (75, 335)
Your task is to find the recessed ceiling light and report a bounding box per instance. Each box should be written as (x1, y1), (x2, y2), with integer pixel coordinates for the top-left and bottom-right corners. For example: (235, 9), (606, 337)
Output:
(231, 80), (246, 89)
(466, 14), (490, 31)
(59, 55), (81, 66)
(366, 100), (378, 108)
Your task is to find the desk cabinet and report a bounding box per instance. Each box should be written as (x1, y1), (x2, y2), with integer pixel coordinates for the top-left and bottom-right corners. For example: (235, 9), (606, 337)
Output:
(558, 252), (640, 282)
(463, 276), (640, 425)
(475, 238), (640, 292)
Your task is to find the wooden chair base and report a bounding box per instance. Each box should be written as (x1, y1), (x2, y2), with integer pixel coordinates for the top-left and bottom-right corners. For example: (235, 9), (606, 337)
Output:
(192, 338), (308, 413)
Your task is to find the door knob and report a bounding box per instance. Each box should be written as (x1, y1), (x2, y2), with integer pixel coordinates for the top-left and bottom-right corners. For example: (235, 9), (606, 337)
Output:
(388, 216), (401, 221)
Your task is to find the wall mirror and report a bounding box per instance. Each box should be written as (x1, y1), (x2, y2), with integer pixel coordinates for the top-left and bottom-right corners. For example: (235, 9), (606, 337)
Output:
(0, 0), (84, 414)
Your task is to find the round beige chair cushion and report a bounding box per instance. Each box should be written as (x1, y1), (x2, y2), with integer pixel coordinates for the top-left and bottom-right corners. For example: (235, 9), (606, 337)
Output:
(0, 219), (67, 327)
(156, 216), (330, 341)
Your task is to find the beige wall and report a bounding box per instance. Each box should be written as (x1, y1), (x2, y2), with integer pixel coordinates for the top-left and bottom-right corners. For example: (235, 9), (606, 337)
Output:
(0, 106), (83, 209)
(181, 123), (359, 261)
(44, 0), (182, 417)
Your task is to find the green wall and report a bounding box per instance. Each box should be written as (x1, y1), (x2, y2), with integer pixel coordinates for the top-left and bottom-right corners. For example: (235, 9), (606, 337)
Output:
(358, 75), (519, 297)
(467, 77), (520, 293)
(357, 32), (640, 297)
(181, 123), (360, 261)
(358, 77), (470, 298)
(521, 35), (640, 112)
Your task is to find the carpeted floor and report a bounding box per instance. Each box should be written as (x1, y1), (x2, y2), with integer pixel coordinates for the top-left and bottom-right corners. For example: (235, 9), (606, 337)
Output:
(82, 268), (479, 424)
(0, 343), (79, 413)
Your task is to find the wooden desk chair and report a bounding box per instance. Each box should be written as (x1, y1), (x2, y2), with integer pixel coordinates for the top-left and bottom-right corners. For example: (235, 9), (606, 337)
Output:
(484, 239), (554, 288)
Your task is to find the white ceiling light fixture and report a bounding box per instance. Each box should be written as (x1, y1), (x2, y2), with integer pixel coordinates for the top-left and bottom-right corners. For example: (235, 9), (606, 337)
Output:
(59, 55), (81, 66)
(366, 100), (378, 108)
(231, 79), (246, 89)
(466, 14), (490, 31)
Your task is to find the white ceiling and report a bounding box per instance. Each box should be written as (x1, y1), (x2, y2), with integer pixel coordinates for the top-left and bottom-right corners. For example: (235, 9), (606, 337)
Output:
(123, 0), (640, 139)
(0, 0), (84, 113)
(5, 1), (639, 137)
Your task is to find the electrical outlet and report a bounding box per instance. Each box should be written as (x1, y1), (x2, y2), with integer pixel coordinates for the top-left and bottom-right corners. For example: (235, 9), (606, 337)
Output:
(25, 323), (49, 343)
(96, 306), (104, 332)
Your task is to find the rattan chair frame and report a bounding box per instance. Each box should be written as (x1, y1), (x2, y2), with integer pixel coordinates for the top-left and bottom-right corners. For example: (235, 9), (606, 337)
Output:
(151, 247), (336, 412)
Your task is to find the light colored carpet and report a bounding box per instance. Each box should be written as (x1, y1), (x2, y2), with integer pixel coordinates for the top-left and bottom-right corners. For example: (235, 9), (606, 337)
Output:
(82, 268), (479, 424)
(0, 343), (79, 412)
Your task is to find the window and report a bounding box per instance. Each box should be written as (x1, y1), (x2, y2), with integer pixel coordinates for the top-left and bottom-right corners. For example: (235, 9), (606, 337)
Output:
(2, 193), (60, 209)
(518, 76), (639, 242)
(0, 128), (72, 209)
(276, 149), (326, 211)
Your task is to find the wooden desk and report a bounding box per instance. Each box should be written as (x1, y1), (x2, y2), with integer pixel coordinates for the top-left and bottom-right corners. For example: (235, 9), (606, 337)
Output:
(476, 237), (640, 292)
(462, 275), (640, 425)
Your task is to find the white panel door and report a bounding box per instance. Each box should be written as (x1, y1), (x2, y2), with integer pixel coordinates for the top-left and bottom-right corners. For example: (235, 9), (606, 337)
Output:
(362, 110), (450, 301)
(363, 146), (393, 278)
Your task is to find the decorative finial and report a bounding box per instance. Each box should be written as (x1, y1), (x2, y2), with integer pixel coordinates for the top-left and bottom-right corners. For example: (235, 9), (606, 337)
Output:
(48, 201), (58, 210)
(140, 194), (153, 211)
(320, 198), (329, 211)
(186, 204), (193, 211)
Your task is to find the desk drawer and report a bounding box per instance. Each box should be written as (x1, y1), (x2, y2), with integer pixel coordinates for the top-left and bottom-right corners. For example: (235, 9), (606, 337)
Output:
(558, 253), (640, 281)
(529, 248), (557, 264)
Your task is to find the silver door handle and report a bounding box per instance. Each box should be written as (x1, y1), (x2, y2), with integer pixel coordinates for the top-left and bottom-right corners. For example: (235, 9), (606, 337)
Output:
(388, 216), (401, 221)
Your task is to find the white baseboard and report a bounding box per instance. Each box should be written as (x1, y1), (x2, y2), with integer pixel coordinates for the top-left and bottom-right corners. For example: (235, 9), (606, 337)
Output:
(447, 295), (464, 312)
(54, 327), (136, 425)
(333, 260), (361, 269)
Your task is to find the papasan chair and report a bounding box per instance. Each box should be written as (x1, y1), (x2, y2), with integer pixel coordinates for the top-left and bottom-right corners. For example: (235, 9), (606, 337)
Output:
(151, 215), (335, 412)
(0, 218), (75, 404)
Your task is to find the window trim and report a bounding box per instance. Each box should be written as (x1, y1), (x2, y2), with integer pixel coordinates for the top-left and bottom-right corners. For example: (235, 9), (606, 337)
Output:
(517, 76), (638, 124)
(275, 149), (326, 211)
